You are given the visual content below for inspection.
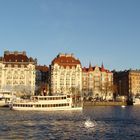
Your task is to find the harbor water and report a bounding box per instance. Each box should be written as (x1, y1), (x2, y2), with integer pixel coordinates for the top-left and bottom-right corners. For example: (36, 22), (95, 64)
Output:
(0, 106), (140, 140)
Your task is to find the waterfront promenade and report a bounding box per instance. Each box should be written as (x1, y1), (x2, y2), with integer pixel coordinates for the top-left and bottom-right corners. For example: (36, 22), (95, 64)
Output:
(84, 101), (127, 106)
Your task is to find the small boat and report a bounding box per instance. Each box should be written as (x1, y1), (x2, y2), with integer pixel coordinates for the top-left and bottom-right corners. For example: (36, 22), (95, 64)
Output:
(10, 94), (83, 111)
(0, 90), (16, 107)
(133, 96), (140, 105)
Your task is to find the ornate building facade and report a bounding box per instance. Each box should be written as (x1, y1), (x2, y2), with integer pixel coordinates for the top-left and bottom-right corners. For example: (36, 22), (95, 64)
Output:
(0, 51), (36, 95)
(113, 70), (140, 97)
(82, 64), (113, 100)
(50, 53), (82, 95)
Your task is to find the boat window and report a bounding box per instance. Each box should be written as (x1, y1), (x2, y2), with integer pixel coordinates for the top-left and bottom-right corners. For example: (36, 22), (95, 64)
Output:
(35, 104), (41, 107)
(62, 97), (66, 99)
(13, 103), (71, 108)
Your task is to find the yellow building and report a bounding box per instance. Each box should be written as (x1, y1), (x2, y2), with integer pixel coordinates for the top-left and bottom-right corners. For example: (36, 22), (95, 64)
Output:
(50, 53), (82, 95)
(0, 51), (36, 95)
(82, 64), (113, 100)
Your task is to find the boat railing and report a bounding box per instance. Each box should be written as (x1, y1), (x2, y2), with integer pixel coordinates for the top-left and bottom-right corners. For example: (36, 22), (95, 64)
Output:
(14, 98), (38, 103)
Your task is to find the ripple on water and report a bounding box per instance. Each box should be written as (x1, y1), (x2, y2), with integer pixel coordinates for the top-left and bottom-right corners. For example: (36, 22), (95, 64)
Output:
(0, 107), (140, 139)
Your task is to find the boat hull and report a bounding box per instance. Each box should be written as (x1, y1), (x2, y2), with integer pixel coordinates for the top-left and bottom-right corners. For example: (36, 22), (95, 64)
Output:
(133, 98), (140, 105)
(0, 100), (8, 107)
(133, 102), (140, 105)
(11, 106), (82, 111)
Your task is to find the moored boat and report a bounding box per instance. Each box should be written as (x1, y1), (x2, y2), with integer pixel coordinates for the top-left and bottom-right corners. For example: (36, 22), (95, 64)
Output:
(10, 94), (83, 111)
(133, 96), (140, 105)
(0, 90), (16, 107)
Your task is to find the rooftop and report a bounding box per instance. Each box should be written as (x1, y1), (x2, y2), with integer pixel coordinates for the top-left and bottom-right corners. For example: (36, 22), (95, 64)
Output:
(52, 53), (81, 67)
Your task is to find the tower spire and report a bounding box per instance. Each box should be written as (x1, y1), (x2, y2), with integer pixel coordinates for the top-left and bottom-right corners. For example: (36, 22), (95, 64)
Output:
(89, 62), (92, 69)
(101, 62), (104, 69)
(89, 62), (93, 71)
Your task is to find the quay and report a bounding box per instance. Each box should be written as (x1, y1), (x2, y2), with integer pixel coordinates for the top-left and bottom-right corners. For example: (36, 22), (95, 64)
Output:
(83, 101), (127, 106)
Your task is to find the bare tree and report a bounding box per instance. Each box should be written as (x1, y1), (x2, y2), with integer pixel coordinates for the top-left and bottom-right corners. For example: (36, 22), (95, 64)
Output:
(102, 81), (113, 100)
(13, 85), (32, 98)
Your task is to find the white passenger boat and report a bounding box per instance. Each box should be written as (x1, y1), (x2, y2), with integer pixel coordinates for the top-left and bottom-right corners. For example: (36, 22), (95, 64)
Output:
(10, 94), (83, 111)
(0, 90), (16, 107)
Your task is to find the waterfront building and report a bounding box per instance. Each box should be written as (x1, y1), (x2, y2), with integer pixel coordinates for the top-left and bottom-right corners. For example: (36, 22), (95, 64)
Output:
(50, 53), (82, 95)
(36, 65), (49, 95)
(82, 64), (113, 100)
(113, 70), (140, 97)
(0, 51), (36, 95)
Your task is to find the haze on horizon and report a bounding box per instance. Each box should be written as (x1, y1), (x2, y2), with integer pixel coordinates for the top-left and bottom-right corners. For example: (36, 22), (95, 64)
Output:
(0, 0), (140, 71)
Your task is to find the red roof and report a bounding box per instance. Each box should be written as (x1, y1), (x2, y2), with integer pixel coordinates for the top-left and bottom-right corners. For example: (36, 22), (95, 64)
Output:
(36, 65), (49, 72)
(3, 51), (35, 63)
(82, 67), (88, 72)
(0, 51), (36, 67)
(82, 67), (95, 72)
(52, 54), (81, 68)
(4, 54), (28, 62)
(82, 66), (112, 73)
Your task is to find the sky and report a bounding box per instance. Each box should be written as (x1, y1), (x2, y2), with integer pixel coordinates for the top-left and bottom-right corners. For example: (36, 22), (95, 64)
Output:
(0, 0), (140, 71)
